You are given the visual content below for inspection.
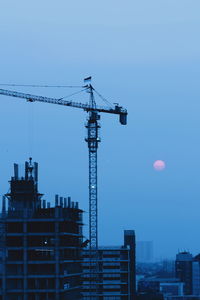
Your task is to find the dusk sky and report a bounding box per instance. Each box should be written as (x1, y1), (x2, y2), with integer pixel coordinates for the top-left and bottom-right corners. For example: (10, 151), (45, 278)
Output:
(0, 1), (200, 259)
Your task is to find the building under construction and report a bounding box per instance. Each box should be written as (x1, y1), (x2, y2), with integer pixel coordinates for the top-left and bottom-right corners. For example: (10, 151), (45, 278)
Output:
(0, 158), (83, 300)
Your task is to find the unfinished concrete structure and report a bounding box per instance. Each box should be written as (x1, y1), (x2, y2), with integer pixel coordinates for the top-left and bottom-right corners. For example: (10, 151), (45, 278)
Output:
(0, 158), (83, 300)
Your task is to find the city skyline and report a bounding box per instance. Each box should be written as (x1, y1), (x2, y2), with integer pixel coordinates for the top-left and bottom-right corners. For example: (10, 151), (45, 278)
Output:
(0, 1), (200, 258)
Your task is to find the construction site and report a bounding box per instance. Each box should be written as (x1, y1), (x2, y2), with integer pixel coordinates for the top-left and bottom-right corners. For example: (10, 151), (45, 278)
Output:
(0, 79), (135, 300)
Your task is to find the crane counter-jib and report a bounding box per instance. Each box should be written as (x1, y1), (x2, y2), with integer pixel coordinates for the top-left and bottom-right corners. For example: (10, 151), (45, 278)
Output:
(0, 88), (127, 125)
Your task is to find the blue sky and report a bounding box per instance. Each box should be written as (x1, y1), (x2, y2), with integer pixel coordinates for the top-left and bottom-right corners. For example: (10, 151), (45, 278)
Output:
(0, 0), (200, 258)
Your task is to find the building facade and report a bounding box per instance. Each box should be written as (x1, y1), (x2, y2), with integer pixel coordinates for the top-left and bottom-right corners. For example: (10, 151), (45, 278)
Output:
(175, 252), (193, 295)
(138, 277), (184, 297)
(0, 159), (83, 300)
(192, 254), (200, 296)
(82, 230), (136, 299)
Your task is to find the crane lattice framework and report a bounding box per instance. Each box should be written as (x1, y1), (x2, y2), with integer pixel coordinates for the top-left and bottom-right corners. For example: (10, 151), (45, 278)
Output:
(0, 80), (127, 296)
(0, 81), (127, 248)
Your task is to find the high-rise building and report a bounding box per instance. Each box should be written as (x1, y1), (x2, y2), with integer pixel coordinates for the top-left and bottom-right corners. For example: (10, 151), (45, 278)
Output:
(175, 252), (193, 295)
(82, 230), (136, 299)
(192, 254), (200, 296)
(0, 159), (83, 300)
(136, 241), (153, 263)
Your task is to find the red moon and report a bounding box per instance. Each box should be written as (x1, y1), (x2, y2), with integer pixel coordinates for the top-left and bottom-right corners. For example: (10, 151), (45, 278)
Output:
(153, 160), (166, 171)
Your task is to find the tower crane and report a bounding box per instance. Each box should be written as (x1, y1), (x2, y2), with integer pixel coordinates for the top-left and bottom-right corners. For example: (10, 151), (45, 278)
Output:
(0, 81), (127, 296)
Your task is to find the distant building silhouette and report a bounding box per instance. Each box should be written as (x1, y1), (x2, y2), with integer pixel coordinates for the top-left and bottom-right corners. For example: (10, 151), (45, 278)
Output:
(175, 252), (193, 295)
(192, 254), (200, 296)
(165, 296), (200, 300)
(136, 241), (153, 263)
(138, 277), (184, 297)
(0, 159), (83, 300)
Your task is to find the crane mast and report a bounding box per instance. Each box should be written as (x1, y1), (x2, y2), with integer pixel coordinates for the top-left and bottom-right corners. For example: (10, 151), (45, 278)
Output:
(85, 85), (100, 296)
(0, 82), (127, 298)
(86, 85), (100, 250)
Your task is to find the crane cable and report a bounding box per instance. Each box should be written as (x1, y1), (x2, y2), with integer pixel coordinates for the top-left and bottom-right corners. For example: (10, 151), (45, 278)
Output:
(93, 88), (114, 108)
(58, 87), (88, 100)
(0, 84), (83, 88)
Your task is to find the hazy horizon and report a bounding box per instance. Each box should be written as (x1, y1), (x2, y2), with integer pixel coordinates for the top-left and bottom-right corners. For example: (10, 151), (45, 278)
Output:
(0, 0), (200, 259)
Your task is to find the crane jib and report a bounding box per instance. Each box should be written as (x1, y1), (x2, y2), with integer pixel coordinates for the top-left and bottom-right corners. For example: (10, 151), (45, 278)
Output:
(0, 88), (128, 125)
